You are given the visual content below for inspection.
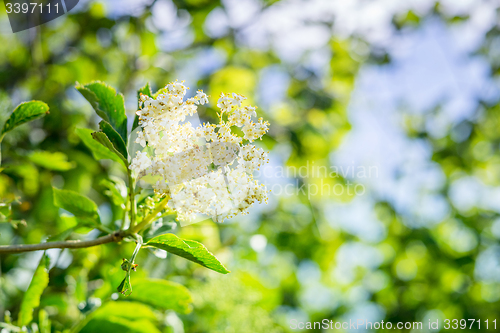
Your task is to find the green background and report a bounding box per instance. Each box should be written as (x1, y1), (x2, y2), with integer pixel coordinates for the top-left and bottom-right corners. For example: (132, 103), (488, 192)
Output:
(1, 0), (500, 332)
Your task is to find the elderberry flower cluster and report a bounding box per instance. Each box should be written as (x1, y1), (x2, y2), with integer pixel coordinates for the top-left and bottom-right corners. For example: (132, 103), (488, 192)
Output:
(131, 81), (270, 223)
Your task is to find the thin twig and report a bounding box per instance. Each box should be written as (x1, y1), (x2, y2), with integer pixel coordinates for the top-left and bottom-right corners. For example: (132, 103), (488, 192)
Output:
(0, 231), (126, 254)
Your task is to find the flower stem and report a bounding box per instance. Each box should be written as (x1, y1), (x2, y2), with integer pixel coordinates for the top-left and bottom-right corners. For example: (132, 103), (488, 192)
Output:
(130, 235), (143, 263)
(130, 196), (170, 234)
(128, 172), (136, 229)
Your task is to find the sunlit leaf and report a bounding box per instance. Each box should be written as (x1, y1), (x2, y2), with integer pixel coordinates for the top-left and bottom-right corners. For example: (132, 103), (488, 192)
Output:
(75, 128), (123, 164)
(38, 309), (51, 333)
(92, 302), (157, 321)
(143, 221), (177, 242)
(138, 82), (152, 102)
(28, 151), (76, 171)
(9, 163), (39, 195)
(76, 81), (128, 143)
(99, 121), (128, 160)
(52, 187), (100, 223)
(91, 131), (128, 166)
(18, 255), (50, 327)
(117, 275), (132, 296)
(101, 179), (126, 207)
(144, 233), (230, 274)
(127, 279), (193, 314)
(79, 318), (161, 333)
(47, 227), (76, 242)
(1, 101), (49, 136)
(0, 200), (12, 221)
(77, 302), (160, 333)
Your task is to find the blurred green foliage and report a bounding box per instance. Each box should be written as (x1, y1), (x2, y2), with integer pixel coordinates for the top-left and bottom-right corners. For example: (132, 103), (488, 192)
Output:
(1, 0), (500, 332)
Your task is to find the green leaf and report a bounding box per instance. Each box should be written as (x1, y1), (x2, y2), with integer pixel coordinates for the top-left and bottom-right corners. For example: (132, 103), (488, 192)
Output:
(133, 83), (152, 130)
(9, 163), (39, 196)
(77, 302), (160, 333)
(127, 279), (193, 314)
(144, 233), (230, 274)
(0, 199), (25, 228)
(117, 275), (132, 296)
(76, 81), (128, 143)
(38, 309), (51, 333)
(92, 301), (157, 322)
(28, 151), (76, 171)
(99, 121), (128, 160)
(52, 187), (100, 223)
(18, 255), (50, 327)
(138, 82), (153, 102)
(91, 132), (128, 166)
(47, 227), (76, 242)
(143, 221), (177, 242)
(75, 128), (123, 164)
(101, 179), (126, 207)
(79, 317), (161, 333)
(0, 200), (12, 222)
(1, 101), (49, 136)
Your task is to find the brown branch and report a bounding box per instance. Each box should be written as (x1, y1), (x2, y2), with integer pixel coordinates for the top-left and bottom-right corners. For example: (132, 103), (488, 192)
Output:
(0, 231), (126, 254)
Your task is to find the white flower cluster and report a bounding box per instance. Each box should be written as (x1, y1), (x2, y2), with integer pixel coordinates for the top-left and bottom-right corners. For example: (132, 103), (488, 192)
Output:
(131, 81), (270, 223)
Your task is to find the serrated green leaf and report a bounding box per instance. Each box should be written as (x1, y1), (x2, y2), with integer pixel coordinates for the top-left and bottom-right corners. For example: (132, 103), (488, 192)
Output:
(52, 187), (100, 223)
(18, 255), (50, 326)
(91, 132), (128, 166)
(99, 121), (128, 160)
(1, 101), (49, 136)
(76, 81), (127, 143)
(144, 233), (230, 274)
(133, 83), (152, 130)
(75, 128), (123, 164)
(138, 82), (153, 102)
(28, 151), (76, 171)
(127, 279), (193, 314)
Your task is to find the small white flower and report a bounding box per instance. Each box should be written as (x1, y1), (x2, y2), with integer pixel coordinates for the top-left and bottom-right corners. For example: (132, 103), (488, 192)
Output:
(242, 105), (257, 118)
(232, 93), (246, 107)
(196, 90), (209, 105)
(133, 81), (270, 223)
(167, 80), (187, 96)
(217, 93), (233, 113)
(228, 108), (251, 127)
(130, 151), (152, 174)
